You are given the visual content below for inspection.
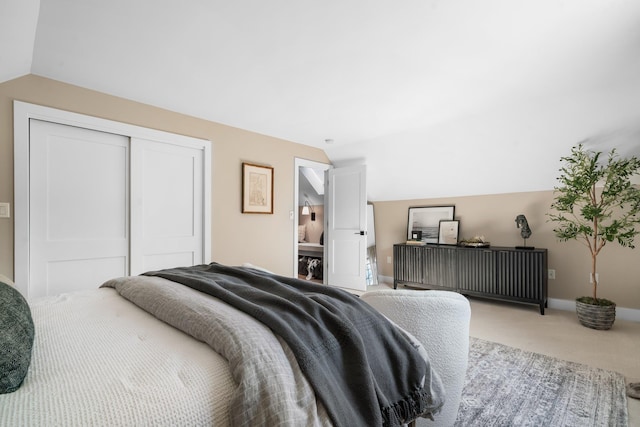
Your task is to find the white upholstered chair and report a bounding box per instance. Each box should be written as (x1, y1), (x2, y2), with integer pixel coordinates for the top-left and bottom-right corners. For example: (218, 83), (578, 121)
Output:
(361, 289), (471, 427)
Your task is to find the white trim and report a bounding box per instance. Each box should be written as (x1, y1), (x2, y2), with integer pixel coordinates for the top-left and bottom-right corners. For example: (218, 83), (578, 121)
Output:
(548, 298), (640, 323)
(13, 101), (212, 297)
(378, 274), (393, 286)
(616, 306), (640, 323)
(546, 297), (577, 312)
(378, 275), (640, 323)
(14, 101), (209, 146)
(203, 143), (212, 263)
(378, 275), (394, 287)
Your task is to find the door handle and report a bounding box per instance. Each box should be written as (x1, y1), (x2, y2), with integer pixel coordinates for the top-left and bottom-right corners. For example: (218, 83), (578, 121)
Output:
(355, 231), (367, 235)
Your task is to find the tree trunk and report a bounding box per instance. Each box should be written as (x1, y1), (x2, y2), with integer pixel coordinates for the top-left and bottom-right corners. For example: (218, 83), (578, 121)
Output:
(591, 251), (598, 301)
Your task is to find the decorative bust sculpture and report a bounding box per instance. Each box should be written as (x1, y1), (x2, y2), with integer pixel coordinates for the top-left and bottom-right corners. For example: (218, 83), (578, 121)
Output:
(515, 214), (531, 239)
(515, 214), (533, 249)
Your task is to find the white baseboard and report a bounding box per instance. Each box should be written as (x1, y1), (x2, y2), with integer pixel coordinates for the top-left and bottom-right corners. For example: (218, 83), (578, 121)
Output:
(548, 298), (640, 323)
(377, 276), (640, 323)
(378, 275), (393, 285)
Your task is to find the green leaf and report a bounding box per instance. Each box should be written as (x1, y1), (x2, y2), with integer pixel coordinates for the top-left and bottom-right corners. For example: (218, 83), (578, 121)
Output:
(548, 143), (640, 298)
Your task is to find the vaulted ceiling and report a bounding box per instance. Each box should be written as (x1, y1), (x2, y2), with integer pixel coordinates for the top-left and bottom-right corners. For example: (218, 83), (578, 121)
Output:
(3, 0), (640, 200)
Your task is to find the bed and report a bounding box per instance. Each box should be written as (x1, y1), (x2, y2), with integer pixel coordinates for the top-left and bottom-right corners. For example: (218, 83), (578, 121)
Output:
(0, 263), (471, 427)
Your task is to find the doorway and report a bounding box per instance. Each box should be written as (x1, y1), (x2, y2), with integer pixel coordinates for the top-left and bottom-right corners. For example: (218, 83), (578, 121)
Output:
(293, 159), (374, 292)
(293, 158), (330, 283)
(293, 158), (331, 284)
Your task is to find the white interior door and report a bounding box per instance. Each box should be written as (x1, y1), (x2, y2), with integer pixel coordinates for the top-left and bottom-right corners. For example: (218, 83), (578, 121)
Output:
(325, 165), (367, 291)
(130, 138), (204, 274)
(29, 120), (129, 298)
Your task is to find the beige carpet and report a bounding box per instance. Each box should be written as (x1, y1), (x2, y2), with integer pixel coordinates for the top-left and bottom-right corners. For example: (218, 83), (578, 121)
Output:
(467, 297), (640, 426)
(368, 282), (640, 425)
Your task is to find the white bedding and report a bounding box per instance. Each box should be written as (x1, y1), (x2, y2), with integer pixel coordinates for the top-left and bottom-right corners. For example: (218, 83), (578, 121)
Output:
(0, 288), (234, 426)
(103, 275), (332, 426)
(0, 273), (445, 427)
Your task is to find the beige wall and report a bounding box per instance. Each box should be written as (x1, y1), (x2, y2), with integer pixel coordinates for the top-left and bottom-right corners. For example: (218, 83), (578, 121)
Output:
(2, 76), (638, 310)
(0, 75), (329, 279)
(373, 191), (640, 310)
(298, 205), (324, 244)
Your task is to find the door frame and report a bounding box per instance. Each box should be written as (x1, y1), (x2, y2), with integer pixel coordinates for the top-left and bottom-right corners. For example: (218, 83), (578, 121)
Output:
(13, 101), (212, 297)
(293, 157), (331, 279)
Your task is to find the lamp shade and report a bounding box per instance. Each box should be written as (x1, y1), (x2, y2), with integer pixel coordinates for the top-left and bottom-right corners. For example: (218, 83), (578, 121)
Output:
(301, 206), (310, 215)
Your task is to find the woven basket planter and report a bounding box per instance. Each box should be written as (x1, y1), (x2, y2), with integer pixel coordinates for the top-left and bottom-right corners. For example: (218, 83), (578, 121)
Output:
(575, 299), (616, 330)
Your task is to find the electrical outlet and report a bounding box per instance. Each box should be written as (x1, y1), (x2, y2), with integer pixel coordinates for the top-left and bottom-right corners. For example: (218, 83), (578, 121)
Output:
(548, 269), (556, 280)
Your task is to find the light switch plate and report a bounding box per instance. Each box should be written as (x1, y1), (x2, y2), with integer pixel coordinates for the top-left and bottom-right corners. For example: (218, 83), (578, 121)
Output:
(0, 202), (10, 218)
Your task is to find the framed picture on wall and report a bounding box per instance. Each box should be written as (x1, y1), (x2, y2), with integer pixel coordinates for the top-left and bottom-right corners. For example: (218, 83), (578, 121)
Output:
(407, 205), (455, 244)
(438, 220), (460, 245)
(242, 162), (274, 214)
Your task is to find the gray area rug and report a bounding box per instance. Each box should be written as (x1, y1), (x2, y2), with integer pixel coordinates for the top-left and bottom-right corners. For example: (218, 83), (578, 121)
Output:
(455, 338), (628, 426)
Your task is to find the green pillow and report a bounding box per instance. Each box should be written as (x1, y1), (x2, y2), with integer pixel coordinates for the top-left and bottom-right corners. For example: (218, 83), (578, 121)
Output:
(0, 281), (35, 393)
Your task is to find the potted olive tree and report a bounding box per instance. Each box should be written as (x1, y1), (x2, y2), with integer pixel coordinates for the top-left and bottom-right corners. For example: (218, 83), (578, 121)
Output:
(549, 144), (640, 330)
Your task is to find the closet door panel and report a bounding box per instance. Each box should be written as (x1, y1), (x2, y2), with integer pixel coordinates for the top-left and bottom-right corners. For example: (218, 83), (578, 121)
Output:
(130, 138), (204, 274)
(15, 102), (212, 298)
(29, 120), (129, 298)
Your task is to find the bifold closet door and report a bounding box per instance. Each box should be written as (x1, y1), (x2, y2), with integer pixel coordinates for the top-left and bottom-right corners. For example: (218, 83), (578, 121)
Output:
(29, 120), (130, 298)
(129, 138), (204, 274)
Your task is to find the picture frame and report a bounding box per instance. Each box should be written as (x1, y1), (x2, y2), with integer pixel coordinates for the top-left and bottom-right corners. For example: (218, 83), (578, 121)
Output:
(407, 205), (455, 244)
(242, 162), (274, 214)
(438, 220), (460, 245)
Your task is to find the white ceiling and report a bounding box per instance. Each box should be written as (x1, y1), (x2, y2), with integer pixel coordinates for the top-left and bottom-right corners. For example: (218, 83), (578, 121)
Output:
(3, 0), (640, 200)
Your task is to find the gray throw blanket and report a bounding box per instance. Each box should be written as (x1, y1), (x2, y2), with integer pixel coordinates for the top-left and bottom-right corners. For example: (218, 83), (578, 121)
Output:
(142, 263), (443, 427)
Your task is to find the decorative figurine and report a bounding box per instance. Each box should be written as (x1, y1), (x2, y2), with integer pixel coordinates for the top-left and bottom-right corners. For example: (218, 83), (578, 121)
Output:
(515, 214), (534, 249)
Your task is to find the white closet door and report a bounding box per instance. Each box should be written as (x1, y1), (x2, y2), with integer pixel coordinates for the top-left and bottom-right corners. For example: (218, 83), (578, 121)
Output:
(29, 120), (129, 298)
(130, 138), (204, 274)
